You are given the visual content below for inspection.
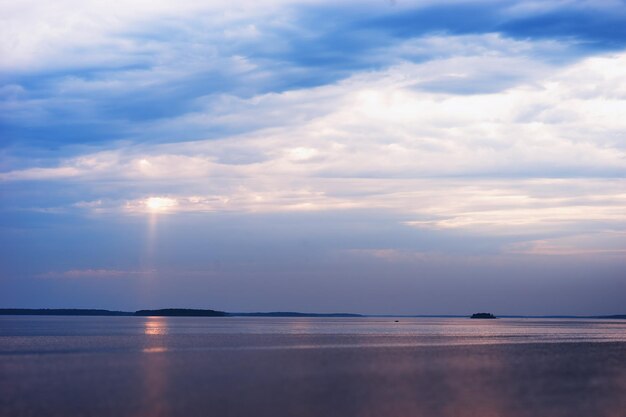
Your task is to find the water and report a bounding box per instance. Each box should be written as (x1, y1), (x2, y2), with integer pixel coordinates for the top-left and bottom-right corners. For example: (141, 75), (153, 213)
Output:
(1, 317), (625, 416)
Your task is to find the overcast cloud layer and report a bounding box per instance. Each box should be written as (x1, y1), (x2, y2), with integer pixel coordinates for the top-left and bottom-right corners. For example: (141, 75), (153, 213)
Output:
(1, 0), (625, 314)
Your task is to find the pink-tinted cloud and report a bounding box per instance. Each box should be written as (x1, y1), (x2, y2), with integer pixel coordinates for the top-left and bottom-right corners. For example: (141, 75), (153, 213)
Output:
(38, 269), (155, 279)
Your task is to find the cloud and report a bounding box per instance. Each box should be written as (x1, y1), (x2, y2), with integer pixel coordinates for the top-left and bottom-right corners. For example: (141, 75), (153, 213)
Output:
(504, 231), (626, 256)
(0, 166), (81, 181)
(3, 0), (625, 151)
(2, 48), (626, 247)
(4, 48), (626, 177)
(39, 269), (154, 279)
(1, 1), (626, 267)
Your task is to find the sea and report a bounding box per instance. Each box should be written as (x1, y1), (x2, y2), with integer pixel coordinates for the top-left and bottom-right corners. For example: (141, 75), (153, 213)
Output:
(1, 316), (625, 417)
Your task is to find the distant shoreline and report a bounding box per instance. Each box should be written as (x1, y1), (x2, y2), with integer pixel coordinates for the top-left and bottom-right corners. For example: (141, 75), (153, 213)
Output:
(0, 308), (362, 318)
(0, 308), (624, 319)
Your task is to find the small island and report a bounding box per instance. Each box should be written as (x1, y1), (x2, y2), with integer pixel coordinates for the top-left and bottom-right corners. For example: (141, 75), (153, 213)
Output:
(470, 312), (497, 319)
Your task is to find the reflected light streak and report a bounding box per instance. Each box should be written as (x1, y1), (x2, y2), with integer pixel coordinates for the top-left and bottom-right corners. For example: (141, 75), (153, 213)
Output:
(136, 318), (170, 417)
(143, 347), (169, 353)
(144, 317), (169, 336)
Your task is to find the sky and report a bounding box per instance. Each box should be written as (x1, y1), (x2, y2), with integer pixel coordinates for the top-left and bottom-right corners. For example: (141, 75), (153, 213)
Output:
(1, 0), (625, 315)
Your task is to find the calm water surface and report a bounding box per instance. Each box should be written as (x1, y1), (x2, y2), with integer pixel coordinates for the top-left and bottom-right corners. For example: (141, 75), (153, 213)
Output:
(1, 317), (625, 416)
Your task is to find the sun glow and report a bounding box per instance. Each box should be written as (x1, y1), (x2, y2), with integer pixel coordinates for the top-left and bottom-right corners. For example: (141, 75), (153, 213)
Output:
(145, 197), (178, 212)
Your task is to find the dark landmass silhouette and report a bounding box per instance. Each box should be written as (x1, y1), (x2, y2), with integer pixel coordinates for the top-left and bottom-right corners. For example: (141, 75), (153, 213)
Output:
(1, 309), (624, 319)
(470, 312), (497, 319)
(135, 309), (226, 317)
(0, 308), (358, 317)
(0, 308), (132, 316)
(230, 312), (362, 317)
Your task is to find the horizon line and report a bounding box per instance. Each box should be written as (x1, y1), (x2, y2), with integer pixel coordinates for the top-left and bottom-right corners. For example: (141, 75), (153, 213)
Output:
(1, 308), (625, 319)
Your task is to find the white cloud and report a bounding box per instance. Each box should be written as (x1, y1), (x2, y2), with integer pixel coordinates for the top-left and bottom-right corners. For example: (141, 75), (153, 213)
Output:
(5, 49), (626, 181)
(0, 0), (272, 72)
(2, 0), (407, 73)
(2, 38), (626, 249)
(504, 231), (626, 256)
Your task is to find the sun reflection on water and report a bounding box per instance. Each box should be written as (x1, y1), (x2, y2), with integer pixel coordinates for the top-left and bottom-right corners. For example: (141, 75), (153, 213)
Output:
(142, 347), (168, 353)
(144, 317), (169, 336)
(137, 318), (171, 417)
